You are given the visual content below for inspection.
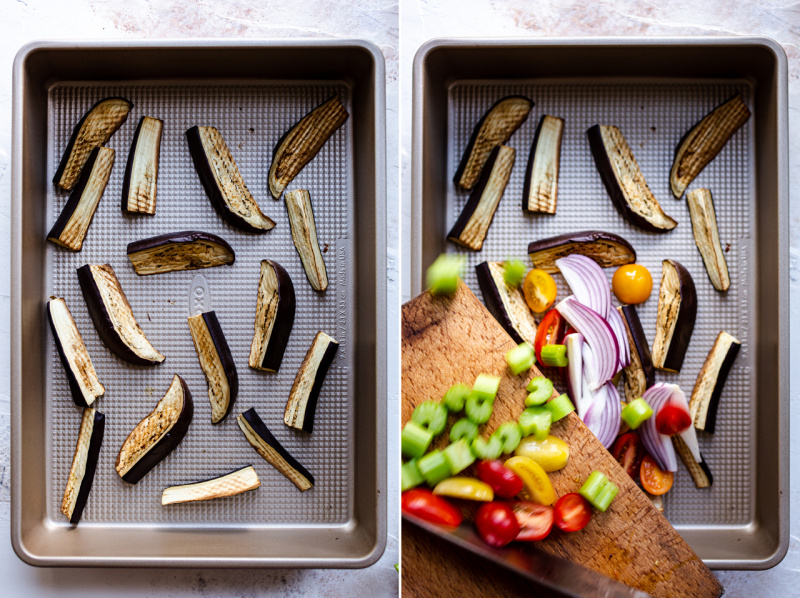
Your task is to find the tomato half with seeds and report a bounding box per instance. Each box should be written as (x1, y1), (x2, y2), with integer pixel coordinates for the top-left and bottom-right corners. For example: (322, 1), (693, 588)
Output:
(402, 488), (463, 527)
(511, 502), (554, 541)
(610, 432), (645, 484)
(640, 455), (674, 496)
(534, 309), (567, 364)
(655, 404), (692, 436)
(554, 493), (592, 532)
(523, 269), (558, 313)
(475, 502), (520, 548)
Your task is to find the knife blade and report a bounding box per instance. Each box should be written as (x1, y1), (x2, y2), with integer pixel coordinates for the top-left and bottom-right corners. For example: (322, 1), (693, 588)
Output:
(403, 513), (652, 598)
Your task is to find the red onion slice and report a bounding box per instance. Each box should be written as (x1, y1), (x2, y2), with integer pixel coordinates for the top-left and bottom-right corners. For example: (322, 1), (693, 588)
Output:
(565, 333), (584, 410)
(556, 296), (618, 389)
(555, 254), (611, 319)
(606, 304), (631, 369)
(579, 381), (622, 449)
(641, 383), (679, 472)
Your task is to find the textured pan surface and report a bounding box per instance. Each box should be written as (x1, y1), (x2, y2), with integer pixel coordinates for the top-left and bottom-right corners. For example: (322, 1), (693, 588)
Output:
(446, 80), (754, 526)
(47, 82), (354, 526)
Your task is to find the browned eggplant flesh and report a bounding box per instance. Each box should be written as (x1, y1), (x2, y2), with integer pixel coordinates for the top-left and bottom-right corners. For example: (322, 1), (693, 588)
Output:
(284, 331), (339, 433)
(285, 189), (328, 291)
(53, 97), (132, 191)
(527, 231), (636, 273)
(127, 231), (235, 276)
(238, 408), (314, 491)
(523, 115), (564, 214)
(269, 96), (349, 199)
(454, 95), (532, 190)
(188, 311), (238, 424)
(618, 305), (655, 403)
(690, 331), (741, 434)
(687, 189), (730, 291)
(47, 297), (105, 407)
(651, 260), (697, 373)
(162, 466), (260, 505)
(448, 145), (515, 251)
(476, 261), (538, 346)
(673, 436), (713, 489)
(61, 408), (105, 524)
(249, 260), (296, 373)
(78, 263), (165, 365)
(48, 147), (115, 251)
(122, 116), (163, 214)
(116, 375), (193, 484)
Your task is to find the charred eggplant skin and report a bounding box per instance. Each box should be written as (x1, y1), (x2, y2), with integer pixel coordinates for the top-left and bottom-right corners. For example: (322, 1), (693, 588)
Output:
(121, 115), (163, 214)
(249, 260), (296, 372)
(68, 410), (105, 524)
(285, 333), (339, 433)
(527, 230), (636, 273)
(691, 332), (741, 434)
(619, 304), (656, 395)
(655, 260), (697, 373)
(241, 408), (315, 487)
(193, 311), (238, 424)
(126, 230), (235, 275)
(476, 262), (524, 345)
(522, 114), (563, 214)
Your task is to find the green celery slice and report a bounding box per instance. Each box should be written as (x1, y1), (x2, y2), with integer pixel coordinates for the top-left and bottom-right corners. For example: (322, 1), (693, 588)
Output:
(594, 481), (619, 512)
(443, 383), (471, 412)
(621, 398), (653, 430)
(545, 393), (575, 421)
(401, 421), (433, 459)
(506, 342), (535, 375)
(525, 376), (554, 406)
(465, 392), (494, 424)
(540, 344), (568, 367)
(492, 421), (522, 454)
(418, 450), (451, 486)
(518, 407), (552, 440)
(426, 254), (466, 296)
(503, 259), (526, 287)
(472, 435), (503, 460)
(443, 439), (476, 475)
(401, 459), (424, 491)
(472, 374), (501, 401)
(411, 401), (448, 436)
(580, 470), (609, 506)
(450, 418), (479, 444)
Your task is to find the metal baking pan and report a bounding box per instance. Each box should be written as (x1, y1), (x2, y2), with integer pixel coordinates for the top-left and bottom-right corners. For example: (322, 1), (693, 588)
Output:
(11, 39), (386, 568)
(411, 37), (788, 570)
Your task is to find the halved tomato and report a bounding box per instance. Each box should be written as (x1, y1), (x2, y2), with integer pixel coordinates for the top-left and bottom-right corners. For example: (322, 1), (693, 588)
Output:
(553, 493), (592, 533)
(640, 455), (674, 496)
(523, 269), (558, 313)
(610, 432), (645, 484)
(511, 501), (553, 541)
(534, 309), (567, 364)
(402, 488), (463, 527)
(655, 404), (692, 436)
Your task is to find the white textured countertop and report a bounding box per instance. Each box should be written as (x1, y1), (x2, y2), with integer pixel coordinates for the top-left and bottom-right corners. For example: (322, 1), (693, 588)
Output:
(0, 0), (399, 596)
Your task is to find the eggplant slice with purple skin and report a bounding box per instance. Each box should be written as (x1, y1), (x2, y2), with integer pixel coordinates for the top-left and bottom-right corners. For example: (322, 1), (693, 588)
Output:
(47, 297), (105, 408)
(61, 408), (105, 524)
(454, 95), (532, 191)
(284, 331), (339, 433)
(53, 97), (132, 191)
(651, 260), (697, 373)
(527, 230), (636, 274)
(285, 189), (328, 292)
(587, 125), (677, 233)
(687, 189), (730, 291)
(188, 310), (238, 424)
(77, 263), (165, 366)
(248, 260), (296, 373)
(448, 145), (515, 251)
(617, 305), (655, 403)
(670, 95), (751, 199)
(121, 116), (163, 215)
(127, 231), (235, 276)
(689, 331), (740, 434)
(116, 375), (193, 484)
(47, 147), (115, 251)
(673, 436), (713, 489)
(238, 408), (314, 491)
(162, 465), (260, 505)
(186, 125), (276, 233)
(523, 115), (564, 214)
(268, 96), (349, 199)
(476, 261), (538, 346)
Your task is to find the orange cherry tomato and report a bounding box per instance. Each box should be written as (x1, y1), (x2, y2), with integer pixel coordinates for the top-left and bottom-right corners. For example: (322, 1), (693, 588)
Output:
(639, 455), (674, 496)
(523, 269), (557, 313)
(612, 264), (653, 305)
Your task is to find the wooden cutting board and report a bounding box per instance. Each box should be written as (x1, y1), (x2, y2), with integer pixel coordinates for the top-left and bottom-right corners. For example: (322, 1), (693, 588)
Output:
(401, 282), (723, 598)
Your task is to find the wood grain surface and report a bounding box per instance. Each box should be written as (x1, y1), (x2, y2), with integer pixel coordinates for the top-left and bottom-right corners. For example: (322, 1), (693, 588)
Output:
(401, 282), (723, 598)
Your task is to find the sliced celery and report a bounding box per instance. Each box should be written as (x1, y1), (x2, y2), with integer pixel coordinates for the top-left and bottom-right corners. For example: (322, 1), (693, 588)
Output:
(621, 397), (653, 430)
(518, 407), (551, 440)
(545, 393), (575, 422)
(443, 383), (470, 412)
(540, 344), (568, 367)
(506, 342), (535, 375)
(401, 459), (424, 491)
(465, 392), (493, 424)
(503, 259), (526, 287)
(443, 439), (476, 475)
(418, 450), (451, 486)
(411, 400), (448, 436)
(450, 418), (479, 444)
(525, 376), (554, 406)
(492, 421), (522, 454)
(426, 253), (466, 296)
(472, 435), (503, 460)
(401, 421), (433, 459)
(472, 374), (501, 401)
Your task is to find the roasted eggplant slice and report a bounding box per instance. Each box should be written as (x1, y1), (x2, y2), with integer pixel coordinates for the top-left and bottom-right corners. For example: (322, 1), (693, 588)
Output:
(237, 408), (314, 491)
(673, 436), (713, 489)
(689, 331), (741, 434)
(284, 331), (339, 433)
(186, 125), (276, 233)
(686, 189), (730, 291)
(47, 297), (105, 407)
(121, 116), (163, 214)
(651, 260), (697, 373)
(454, 95), (532, 190)
(268, 96), (349, 199)
(670, 95), (751, 199)
(116, 375), (193, 484)
(53, 97), (132, 191)
(527, 231), (636, 273)
(77, 263), (165, 366)
(162, 466), (260, 505)
(61, 408), (105, 524)
(523, 115), (564, 214)
(476, 261), (538, 346)
(188, 311), (238, 424)
(47, 147), (115, 251)
(127, 231), (235, 276)
(588, 125), (677, 233)
(285, 189), (328, 291)
(618, 305), (655, 403)
(448, 145), (515, 251)
(248, 260), (296, 372)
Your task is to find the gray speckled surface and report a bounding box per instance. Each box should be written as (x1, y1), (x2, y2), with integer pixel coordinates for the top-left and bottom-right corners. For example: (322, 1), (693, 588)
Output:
(0, 0), (399, 595)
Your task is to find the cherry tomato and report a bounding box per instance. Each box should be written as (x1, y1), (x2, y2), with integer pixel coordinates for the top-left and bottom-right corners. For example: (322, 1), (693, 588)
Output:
(612, 264), (653, 305)
(474, 502), (520, 548)
(523, 269), (558, 313)
(511, 502), (554, 541)
(553, 493), (592, 533)
(476, 460), (524, 499)
(640, 455), (674, 496)
(402, 488), (463, 527)
(609, 432), (644, 483)
(655, 404), (692, 436)
(534, 309), (567, 364)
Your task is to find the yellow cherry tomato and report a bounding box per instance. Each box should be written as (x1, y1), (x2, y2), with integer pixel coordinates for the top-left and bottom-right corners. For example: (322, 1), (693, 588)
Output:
(523, 269), (557, 313)
(514, 435), (570, 472)
(504, 456), (557, 505)
(433, 477), (494, 502)
(612, 264), (653, 304)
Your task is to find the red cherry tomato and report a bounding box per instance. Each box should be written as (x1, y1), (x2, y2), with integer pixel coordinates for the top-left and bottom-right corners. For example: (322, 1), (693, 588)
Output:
(534, 310), (567, 364)
(655, 404), (692, 436)
(640, 455), (674, 496)
(553, 493), (592, 533)
(402, 489), (463, 528)
(476, 460), (524, 499)
(511, 502), (554, 541)
(610, 432), (645, 484)
(474, 502), (521, 548)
